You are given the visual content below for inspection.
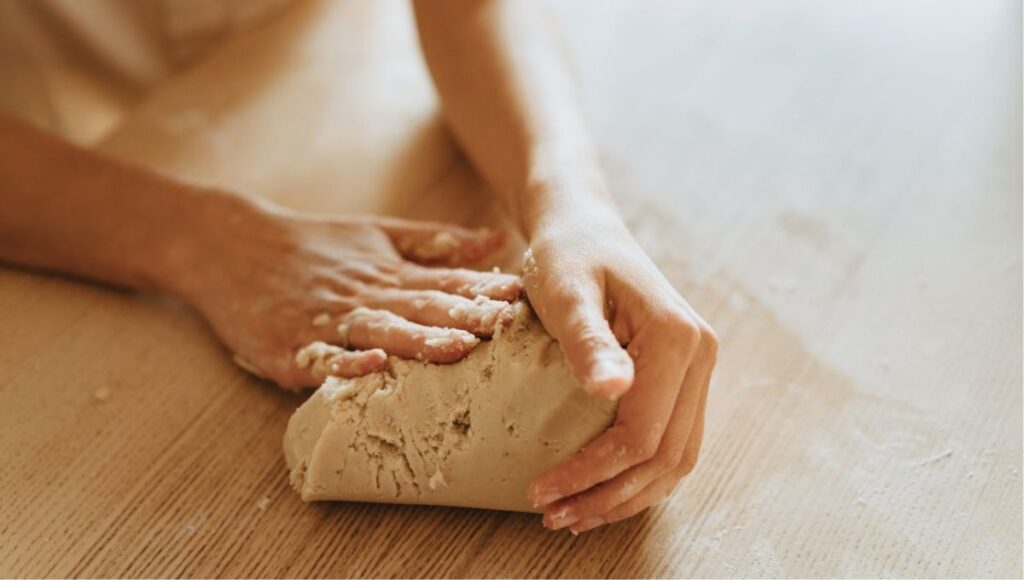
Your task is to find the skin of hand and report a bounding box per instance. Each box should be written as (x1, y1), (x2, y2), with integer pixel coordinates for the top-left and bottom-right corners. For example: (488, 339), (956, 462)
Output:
(0, 114), (522, 391)
(413, 0), (718, 531)
(521, 203), (717, 535)
(161, 198), (523, 390)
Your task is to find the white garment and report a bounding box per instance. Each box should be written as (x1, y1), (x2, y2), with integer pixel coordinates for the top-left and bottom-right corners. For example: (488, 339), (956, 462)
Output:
(0, 0), (294, 144)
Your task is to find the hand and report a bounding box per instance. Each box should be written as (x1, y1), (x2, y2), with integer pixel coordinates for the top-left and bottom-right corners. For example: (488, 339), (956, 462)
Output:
(162, 196), (522, 389)
(523, 205), (717, 534)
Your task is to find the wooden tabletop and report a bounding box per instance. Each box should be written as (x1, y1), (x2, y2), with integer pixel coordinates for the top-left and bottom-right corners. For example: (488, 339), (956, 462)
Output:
(2, 1), (1020, 577)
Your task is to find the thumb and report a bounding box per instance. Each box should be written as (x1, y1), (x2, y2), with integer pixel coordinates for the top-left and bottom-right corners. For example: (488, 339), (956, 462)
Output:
(537, 288), (635, 400)
(376, 217), (507, 267)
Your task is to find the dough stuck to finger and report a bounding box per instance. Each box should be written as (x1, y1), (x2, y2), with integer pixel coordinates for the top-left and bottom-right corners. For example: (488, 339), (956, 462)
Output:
(447, 295), (515, 335)
(409, 230), (459, 261)
(283, 301), (617, 513)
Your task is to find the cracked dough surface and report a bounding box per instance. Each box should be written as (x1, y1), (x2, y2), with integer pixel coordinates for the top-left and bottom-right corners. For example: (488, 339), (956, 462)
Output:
(283, 302), (617, 513)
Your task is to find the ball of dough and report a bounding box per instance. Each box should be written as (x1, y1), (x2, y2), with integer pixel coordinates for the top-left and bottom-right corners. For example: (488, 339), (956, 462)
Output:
(283, 301), (617, 513)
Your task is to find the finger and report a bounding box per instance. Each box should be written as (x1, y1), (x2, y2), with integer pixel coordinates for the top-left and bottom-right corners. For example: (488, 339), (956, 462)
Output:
(568, 339), (713, 534)
(569, 404), (707, 536)
(328, 349), (390, 377)
(250, 344), (388, 391)
(546, 340), (714, 530)
(540, 287), (634, 399)
(376, 218), (507, 266)
(566, 468), (678, 535)
(357, 288), (514, 336)
(528, 313), (699, 508)
(341, 307), (480, 363)
(399, 264), (522, 302)
(293, 342), (390, 382)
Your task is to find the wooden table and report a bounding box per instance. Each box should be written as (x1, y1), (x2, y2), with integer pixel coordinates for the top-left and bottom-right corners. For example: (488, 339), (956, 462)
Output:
(2, 1), (1020, 576)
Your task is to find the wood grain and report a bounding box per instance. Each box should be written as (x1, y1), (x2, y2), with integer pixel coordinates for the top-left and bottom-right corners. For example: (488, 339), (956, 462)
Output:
(1, 0), (1020, 577)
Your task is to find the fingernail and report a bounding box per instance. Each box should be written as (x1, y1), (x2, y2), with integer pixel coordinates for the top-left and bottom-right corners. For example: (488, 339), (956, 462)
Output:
(552, 517), (579, 531)
(548, 510), (579, 530)
(571, 516), (604, 534)
(533, 491), (562, 507)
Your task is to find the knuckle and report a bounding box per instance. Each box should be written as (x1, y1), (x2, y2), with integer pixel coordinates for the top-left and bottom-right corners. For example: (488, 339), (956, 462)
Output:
(337, 296), (359, 311)
(660, 310), (700, 349)
(414, 289), (448, 308)
(600, 490), (632, 514)
(330, 277), (363, 297)
(656, 446), (686, 474)
(699, 324), (719, 359)
(677, 447), (701, 476)
(373, 260), (401, 278)
(397, 261), (425, 279)
(569, 484), (617, 515)
(622, 432), (660, 463)
(608, 500), (648, 524)
(426, 266), (460, 284)
(335, 263), (373, 282)
(652, 490), (672, 507)
(654, 480), (682, 506)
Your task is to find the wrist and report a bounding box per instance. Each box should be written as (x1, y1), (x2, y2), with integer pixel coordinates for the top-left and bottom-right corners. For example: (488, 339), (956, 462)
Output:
(146, 186), (268, 299)
(522, 178), (626, 242)
(517, 148), (626, 237)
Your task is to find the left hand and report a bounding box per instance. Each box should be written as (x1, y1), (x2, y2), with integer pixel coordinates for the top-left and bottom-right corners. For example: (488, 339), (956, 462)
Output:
(159, 196), (522, 390)
(522, 205), (717, 534)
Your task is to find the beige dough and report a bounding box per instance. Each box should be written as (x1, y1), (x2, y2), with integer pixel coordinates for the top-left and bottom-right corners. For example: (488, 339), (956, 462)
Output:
(283, 302), (617, 513)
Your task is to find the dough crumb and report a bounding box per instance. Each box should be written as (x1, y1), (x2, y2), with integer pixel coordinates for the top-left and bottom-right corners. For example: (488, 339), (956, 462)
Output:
(521, 248), (537, 277)
(312, 312), (332, 326)
(432, 231), (458, 250)
(93, 387), (111, 402)
(428, 470), (446, 490)
(406, 231), (459, 261)
(256, 496), (271, 511)
(295, 341), (344, 379)
(424, 336), (448, 347)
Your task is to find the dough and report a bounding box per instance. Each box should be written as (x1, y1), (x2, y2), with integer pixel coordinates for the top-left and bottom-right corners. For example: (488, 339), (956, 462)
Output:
(283, 302), (617, 513)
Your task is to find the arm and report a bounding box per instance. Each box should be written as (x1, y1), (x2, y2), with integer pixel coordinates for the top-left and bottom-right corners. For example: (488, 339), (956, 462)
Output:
(0, 113), (520, 387)
(413, 0), (717, 533)
(0, 113), (219, 291)
(412, 0), (605, 239)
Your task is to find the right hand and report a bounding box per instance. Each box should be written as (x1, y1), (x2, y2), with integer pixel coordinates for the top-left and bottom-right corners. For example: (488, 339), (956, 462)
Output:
(161, 195), (521, 390)
(520, 204), (717, 534)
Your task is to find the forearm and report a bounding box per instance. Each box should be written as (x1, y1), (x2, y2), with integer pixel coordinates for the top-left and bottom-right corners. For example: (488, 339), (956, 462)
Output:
(0, 114), (249, 293)
(417, 5), (715, 532)
(413, 0), (618, 239)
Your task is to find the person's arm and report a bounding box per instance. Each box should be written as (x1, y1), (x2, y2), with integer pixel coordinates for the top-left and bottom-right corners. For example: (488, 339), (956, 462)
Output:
(0, 113), (520, 387)
(413, 0), (717, 533)
(0, 113), (221, 291)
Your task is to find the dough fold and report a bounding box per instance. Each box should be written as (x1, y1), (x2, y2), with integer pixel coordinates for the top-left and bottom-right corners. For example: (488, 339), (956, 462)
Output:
(283, 302), (617, 513)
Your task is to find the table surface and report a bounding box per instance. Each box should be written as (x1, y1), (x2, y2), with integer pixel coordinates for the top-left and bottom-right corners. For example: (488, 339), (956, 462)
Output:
(2, 1), (1020, 577)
